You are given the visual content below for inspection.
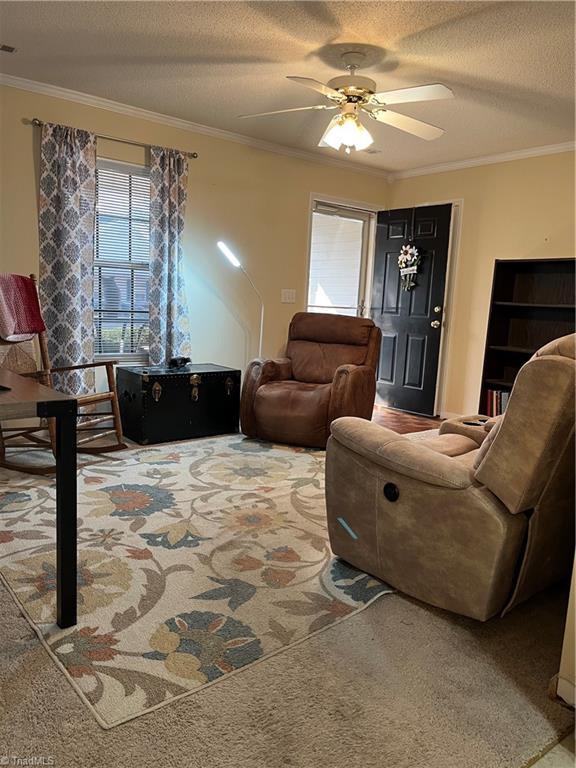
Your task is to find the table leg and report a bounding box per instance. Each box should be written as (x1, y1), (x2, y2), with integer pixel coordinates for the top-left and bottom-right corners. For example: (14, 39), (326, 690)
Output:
(39, 400), (78, 628)
(56, 402), (77, 628)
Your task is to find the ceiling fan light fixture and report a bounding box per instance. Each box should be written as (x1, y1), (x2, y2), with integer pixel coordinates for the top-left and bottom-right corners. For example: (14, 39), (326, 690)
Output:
(241, 56), (454, 153)
(319, 112), (373, 154)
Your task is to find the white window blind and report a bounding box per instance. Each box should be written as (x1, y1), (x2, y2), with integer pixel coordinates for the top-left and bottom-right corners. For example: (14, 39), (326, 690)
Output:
(307, 210), (366, 316)
(94, 160), (151, 359)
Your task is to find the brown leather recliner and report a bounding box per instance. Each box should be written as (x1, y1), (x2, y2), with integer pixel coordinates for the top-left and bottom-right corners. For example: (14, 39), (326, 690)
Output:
(241, 312), (381, 448)
(325, 334), (575, 621)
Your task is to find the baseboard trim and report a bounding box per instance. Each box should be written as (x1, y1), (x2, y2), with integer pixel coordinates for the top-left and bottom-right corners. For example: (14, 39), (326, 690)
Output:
(557, 675), (576, 708)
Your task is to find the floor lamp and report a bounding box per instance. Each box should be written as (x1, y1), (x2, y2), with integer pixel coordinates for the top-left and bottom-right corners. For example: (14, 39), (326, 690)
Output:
(217, 241), (264, 358)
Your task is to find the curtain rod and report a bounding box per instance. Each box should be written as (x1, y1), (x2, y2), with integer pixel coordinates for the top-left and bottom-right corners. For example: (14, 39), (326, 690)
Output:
(30, 118), (199, 159)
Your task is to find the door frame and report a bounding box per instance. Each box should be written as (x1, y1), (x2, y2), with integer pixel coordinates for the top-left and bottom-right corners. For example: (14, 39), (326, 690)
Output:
(373, 199), (463, 418)
(417, 198), (463, 418)
(305, 192), (380, 317)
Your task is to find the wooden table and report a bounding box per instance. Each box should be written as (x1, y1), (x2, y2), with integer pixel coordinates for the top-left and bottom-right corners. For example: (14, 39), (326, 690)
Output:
(0, 369), (77, 628)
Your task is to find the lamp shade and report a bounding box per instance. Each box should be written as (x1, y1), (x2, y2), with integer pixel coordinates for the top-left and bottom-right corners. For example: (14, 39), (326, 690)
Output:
(319, 113), (374, 153)
(217, 240), (241, 268)
(216, 240), (264, 358)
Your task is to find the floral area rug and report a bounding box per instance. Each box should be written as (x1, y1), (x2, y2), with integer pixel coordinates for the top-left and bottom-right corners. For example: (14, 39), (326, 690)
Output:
(0, 435), (392, 728)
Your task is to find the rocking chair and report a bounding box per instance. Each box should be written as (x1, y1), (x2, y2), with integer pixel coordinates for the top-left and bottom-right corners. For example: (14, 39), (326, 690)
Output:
(0, 273), (126, 474)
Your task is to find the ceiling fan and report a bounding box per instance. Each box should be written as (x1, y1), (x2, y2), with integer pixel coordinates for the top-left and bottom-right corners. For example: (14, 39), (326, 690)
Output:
(239, 51), (453, 154)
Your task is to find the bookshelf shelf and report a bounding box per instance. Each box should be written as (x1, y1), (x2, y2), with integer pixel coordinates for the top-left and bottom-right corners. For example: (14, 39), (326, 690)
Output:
(480, 258), (575, 416)
(493, 301), (573, 310)
(488, 345), (536, 354)
(484, 378), (514, 388)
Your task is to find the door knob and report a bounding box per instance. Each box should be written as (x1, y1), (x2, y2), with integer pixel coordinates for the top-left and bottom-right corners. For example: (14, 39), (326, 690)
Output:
(430, 320), (441, 329)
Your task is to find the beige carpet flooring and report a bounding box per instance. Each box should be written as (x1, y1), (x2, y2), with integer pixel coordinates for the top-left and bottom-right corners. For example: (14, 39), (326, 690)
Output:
(1, 578), (573, 768)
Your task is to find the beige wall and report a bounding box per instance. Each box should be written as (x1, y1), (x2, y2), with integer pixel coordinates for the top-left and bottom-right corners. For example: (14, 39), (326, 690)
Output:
(389, 152), (575, 414)
(0, 84), (388, 371)
(557, 560), (575, 706)
(1, 84), (574, 414)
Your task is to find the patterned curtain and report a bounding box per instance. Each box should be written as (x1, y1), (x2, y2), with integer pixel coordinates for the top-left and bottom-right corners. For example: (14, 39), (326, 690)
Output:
(38, 123), (96, 395)
(149, 147), (191, 366)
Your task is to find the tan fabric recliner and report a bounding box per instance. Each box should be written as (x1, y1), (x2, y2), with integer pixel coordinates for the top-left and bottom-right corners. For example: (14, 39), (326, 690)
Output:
(325, 334), (575, 621)
(241, 312), (381, 448)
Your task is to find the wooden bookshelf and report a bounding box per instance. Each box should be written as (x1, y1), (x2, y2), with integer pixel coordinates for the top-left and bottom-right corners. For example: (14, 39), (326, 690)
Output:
(479, 258), (575, 415)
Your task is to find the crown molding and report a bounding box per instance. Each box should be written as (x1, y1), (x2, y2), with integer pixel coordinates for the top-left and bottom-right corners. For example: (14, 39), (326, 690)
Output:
(3, 73), (572, 183)
(390, 142), (575, 180)
(0, 73), (391, 180)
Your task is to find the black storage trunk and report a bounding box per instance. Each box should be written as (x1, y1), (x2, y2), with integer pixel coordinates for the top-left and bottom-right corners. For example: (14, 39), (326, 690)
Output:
(117, 363), (241, 445)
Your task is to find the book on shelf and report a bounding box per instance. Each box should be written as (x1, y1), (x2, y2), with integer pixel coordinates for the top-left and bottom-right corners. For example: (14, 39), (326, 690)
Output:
(485, 388), (510, 417)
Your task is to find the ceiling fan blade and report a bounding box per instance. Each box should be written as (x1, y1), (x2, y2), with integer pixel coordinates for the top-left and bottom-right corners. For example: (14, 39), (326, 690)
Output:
(370, 83), (453, 106)
(286, 76), (343, 100)
(366, 108), (444, 140)
(239, 104), (337, 119)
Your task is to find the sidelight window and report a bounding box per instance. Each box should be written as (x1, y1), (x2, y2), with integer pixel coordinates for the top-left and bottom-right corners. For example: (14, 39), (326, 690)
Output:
(307, 201), (372, 317)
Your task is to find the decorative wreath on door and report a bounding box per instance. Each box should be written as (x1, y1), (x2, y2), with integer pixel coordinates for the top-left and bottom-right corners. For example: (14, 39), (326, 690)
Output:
(398, 244), (421, 291)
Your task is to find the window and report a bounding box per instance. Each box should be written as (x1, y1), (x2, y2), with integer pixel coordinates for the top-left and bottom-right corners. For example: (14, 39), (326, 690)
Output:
(94, 159), (151, 359)
(307, 202), (373, 317)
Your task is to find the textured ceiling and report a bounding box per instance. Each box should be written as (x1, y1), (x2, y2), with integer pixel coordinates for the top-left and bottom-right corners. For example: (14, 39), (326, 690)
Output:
(0, 1), (574, 172)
